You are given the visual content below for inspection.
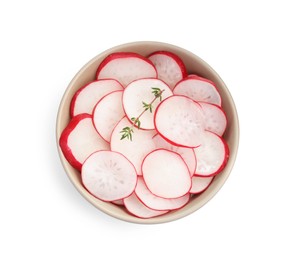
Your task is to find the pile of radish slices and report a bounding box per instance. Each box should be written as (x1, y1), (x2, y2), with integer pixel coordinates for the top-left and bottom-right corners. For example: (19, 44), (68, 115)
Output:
(59, 51), (229, 219)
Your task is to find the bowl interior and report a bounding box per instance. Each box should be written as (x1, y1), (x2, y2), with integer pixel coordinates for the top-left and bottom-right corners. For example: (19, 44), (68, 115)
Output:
(56, 41), (239, 224)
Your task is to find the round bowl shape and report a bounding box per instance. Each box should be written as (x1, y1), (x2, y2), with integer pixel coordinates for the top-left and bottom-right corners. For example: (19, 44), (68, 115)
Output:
(56, 41), (239, 224)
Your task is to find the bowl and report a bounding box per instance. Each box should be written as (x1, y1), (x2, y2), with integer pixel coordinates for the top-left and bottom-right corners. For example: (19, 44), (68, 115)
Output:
(56, 41), (239, 224)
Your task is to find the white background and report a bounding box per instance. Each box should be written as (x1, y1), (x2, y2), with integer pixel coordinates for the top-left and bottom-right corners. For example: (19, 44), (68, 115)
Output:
(1, 0), (293, 259)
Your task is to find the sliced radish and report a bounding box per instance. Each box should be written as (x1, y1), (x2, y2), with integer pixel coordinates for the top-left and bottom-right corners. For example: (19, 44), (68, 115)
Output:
(152, 134), (196, 176)
(154, 95), (205, 148)
(190, 176), (214, 194)
(110, 117), (156, 175)
(124, 193), (168, 219)
(81, 151), (137, 201)
(135, 177), (190, 211)
(173, 75), (221, 106)
(122, 78), (173, 130)
(142, 149), (191, 199)
(194, 131), (229, 177)
(59, 114), (109, 170)
(148, 51), (187, 89)
(93, 90), (125, 142)
(96, 52), (157, 87)
(199, 101), (227, 136)
(70, 79), (123, 117)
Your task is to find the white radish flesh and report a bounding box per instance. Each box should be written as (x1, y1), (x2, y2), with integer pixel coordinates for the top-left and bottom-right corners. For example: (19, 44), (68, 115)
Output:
(135, 177), (190, 211)
(152, 134), (196, 176)
(173, 75), (221, 106)
(110, 117), (156, 175)
(148, 51), (187, 89)
(59, 114), (109, 170)
(96, 52), (157, 87)
(93, 90), (125, 142)
(122, 78), (173, 130)
(70, 79), (123, 117)
(142, 149), (191, 199)
(81, 151), (137, 201)
(190, 176), (214, 194)
(199, 101), (227, 136)
(124, 193), (168, 219)
(194, 131), (229, 177)
(154, 95), (205, 148)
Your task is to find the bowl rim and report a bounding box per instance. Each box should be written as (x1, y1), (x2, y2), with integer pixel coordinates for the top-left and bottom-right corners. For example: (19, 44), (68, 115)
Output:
(56, 41), (240, 224)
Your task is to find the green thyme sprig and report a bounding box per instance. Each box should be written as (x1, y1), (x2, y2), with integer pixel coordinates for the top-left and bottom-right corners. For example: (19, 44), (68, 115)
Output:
(120, 88), (165, 141)
(151, 87), (163, 101)
(120, 127), (134, 141)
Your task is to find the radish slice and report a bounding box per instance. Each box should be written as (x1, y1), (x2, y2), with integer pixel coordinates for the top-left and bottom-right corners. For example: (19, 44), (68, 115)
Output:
(135, 177), (190, 211)
(124, 193), (168, 219)
(110, 117), (156, 175)
(59, 114), (109, 170)
(70, 79), (123, 117)
(173, 75), (221, 106)
(93, 90), (125, 142)
(148, 51), (187, 89)
(154, 95), (205, 148)
(199, 101), (227, 136)
(194, 131), (229, 177)
(122, 78), (173, 130)
(190, 176), (214, 194)
(81, 151), (137, 201)
(142, 149), (191, 199)
(152, 134), (196, 176)
(96, 52), (157, 87)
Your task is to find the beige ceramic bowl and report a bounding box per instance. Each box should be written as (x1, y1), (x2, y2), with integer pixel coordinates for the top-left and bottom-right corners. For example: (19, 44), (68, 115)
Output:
(56, 41), (239, 224)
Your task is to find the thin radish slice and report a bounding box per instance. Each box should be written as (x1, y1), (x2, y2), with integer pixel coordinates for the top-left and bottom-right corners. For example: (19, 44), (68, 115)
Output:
(110, 117), (156, 175)
(142, 149), (191, 199)
(190, 176), (214, 194)
(124, 193), (168, 219)
(148, 51), (187, 89)
(154, 95), (205, 148)
(81, 151), (137, 201)
(199, 101), (227, 136)
(59, 114), (109, 170)
(93, 90), (125, 142)
(194, 131), (229, 177)
(70, 79), (123, 117)
(96, 52), (157, 87)
(173, 75), (221, 106)
(123, 78), (173, 130)
(135, 177), (190, 211)
(152, 134), (196, 176)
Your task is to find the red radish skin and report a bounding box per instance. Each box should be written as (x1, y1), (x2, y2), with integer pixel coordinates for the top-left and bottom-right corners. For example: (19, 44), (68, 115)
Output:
(96, 52), (157, 87)
(190, 176), (214, 194)
(199, 101), (227, 136)
(59, 114), (109, 170)
(173, 75), (222, 106)
(148, 51), (187, 89)
(194, 131), (230, 177)
(124, 193), (169, 219)
(81, 151), (137, 202)
(154, 95), (205, 148)
(70, 79), (123, 117)
(152, 134), (196, 176)
(110, 117), (156, 175)
(142, 149), (192, 199)
(122, 78), (173, 130)
(93, 90), (125, 142)
(135, 177), (190, 211)
(111, 199), (124, 206)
